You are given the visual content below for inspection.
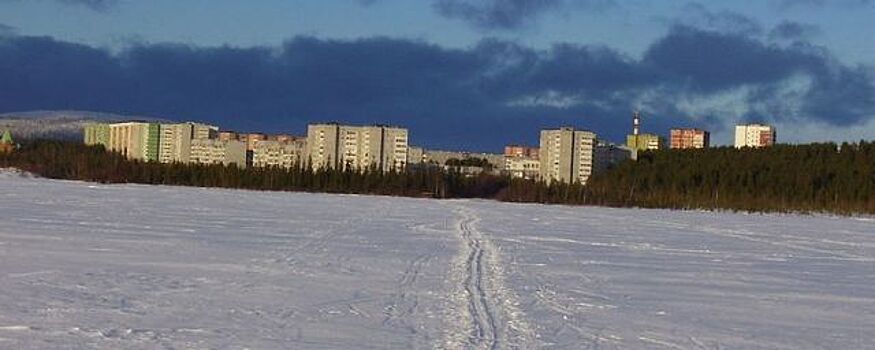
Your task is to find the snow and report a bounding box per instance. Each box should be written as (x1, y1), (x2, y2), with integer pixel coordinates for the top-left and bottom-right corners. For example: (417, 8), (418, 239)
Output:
(0, 172), (873, 349)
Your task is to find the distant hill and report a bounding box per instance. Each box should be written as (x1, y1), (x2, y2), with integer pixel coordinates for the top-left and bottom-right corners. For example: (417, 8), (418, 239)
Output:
(0, 111), (174, 141)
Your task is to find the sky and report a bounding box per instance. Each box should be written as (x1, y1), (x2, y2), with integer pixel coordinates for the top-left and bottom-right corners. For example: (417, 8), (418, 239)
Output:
(1, 0), (874, 151)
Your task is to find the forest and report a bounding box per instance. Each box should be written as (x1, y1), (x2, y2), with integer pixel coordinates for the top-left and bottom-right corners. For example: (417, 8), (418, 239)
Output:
(2, 140), (874, 215)
(498, 142), (875, 214)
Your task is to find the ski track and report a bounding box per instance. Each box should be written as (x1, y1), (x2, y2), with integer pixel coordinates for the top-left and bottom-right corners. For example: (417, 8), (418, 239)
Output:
(440, 206), (536, 350)
(460, 210), (498, 349)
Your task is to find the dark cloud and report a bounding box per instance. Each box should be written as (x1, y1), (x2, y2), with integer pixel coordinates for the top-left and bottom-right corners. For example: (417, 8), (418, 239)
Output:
(775, 0), (872, 9)
(433, 0), (564, 30)
(769, 21), (820, 40)
(432, 0), (614, 30)
(1, 26), (873, 150)
(678, 3), (763, 35)
(55, 0), (118, 11)
(0, 23), (16, 36)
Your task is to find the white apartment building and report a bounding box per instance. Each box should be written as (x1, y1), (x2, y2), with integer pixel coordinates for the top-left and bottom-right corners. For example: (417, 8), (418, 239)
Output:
(735, 123), (776, 148)
(540, 127), (598, 184)
(252, 138), (307, 169)
(539, 127), (630, 184)
(307, 123), (408, 172)
(505, 156), (540, 180)
(158, 122), (218, 164)
(189, 139), (246, 168)
(107, 122), (160, 162)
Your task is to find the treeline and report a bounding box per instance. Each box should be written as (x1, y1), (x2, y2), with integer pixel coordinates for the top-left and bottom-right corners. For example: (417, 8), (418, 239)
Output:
(3, 140), (874, 215)
(497, 142), (875, 215)
(0, 140), (507, 199)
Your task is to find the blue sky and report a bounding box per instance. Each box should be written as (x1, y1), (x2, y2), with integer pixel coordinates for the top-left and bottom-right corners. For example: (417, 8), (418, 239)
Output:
(1, 0), (874, 150)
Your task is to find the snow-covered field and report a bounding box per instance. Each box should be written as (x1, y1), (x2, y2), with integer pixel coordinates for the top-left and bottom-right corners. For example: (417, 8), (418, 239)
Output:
(1, 172), (873, 349)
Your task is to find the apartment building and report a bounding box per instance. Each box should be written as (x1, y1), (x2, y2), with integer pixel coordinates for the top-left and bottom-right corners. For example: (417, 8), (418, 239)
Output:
(540, 127), (598, 184)
(504, 145), (539, 159)
(189, 139), (246, 167)
(735, 123), (776, 148)
(157, 122), (218, 164)
(106, 122), (160, 162)
(625, 111), (662, 151)
(192, 123), (218, 140)
(83, 123), (110, 147)
(506, 156), (540, 180)
(504, 145), (539, 179)
(670, 128), (710, 149)
(626, 133), (662, 151)
(307, 123), (408, 172)
(238, 133), (266, 152)
(252, 138), (307, 169)
(539, 127), (629, 184)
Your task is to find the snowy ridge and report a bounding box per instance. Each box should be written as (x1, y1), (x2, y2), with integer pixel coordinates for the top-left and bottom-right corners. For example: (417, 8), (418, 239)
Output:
(0, 110), (173, 140)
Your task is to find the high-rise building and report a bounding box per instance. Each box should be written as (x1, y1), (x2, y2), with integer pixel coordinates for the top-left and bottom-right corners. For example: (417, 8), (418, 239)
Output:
(189, 139), (246, 167)
(158, 122), (218, 164)
(539, 127), (598, 184)
(252, 138), (307, 169)
(735, 123), (776, 148)
(670, 128), (710, 149)
(539, 127), (630, 184)
(306, 123), (408, 171)
(107, 122), (160, 162)
(192, 124), (219, 140)
(83, 123), (110, 147)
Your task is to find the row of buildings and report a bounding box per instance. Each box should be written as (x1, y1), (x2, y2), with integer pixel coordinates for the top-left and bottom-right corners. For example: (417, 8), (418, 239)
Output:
(84, 121), (409, 171)
(83, 120), (627, 184)
(83, 115), (778, 185)
(623, 111), (776, 151)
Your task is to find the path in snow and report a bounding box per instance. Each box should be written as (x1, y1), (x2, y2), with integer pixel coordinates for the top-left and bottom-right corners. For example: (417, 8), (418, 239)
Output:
(441, 205), (536, 350)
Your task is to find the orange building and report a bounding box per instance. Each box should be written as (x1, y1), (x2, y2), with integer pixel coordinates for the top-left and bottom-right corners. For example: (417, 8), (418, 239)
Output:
(670, 128), (710, 149)
(237, 133), (266, 151)
(218, 131), (239, 141)
(504, 145), (539, 159)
